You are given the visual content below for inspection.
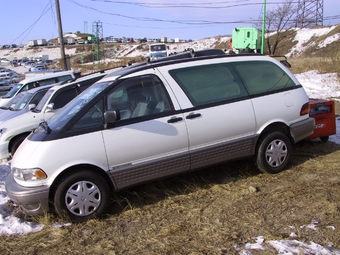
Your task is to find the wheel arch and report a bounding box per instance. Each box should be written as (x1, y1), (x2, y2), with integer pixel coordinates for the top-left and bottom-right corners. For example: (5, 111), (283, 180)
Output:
(8, 132), (31, 154)
(48, 164), (116, 210)
(255, 122), (293, 150)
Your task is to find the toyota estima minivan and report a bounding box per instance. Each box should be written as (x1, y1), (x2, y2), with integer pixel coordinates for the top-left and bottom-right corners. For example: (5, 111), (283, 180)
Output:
(6, 50), (315, 222)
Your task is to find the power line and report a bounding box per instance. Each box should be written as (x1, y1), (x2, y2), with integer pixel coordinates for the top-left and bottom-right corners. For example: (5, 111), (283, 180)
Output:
(11, 2), (54, 45)
(69, 0), (340, 32)
(86, 0), (298, 8)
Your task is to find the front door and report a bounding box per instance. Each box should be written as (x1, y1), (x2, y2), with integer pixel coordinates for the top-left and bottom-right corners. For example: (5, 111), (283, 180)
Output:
(101, 75), (190, 190)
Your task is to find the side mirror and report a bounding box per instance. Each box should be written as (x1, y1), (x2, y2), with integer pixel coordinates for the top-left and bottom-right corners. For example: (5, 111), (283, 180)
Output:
(28, 104), (36, 111)
(104, 109), (121, 128)
(45, 103), (54, 113)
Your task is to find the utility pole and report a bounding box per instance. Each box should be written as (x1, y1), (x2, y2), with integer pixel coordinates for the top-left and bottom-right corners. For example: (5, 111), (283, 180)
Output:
(55, 0), (68, 70)
(261, 0), (266, 54)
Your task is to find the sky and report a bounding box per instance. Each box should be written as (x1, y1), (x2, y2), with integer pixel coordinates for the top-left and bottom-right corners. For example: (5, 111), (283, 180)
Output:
(0, 0), (340, 46)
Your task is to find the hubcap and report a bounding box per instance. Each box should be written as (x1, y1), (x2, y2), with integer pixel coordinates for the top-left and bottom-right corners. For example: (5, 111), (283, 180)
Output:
(65, 181), (101, 216)
(265, 139), (288, 167)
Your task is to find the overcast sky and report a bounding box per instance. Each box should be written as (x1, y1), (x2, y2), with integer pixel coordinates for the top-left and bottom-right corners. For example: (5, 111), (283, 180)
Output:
(0, 0), (339, 45)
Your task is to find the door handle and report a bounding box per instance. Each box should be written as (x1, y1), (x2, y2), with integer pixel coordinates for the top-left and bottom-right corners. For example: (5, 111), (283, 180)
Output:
(167, 116), (183, 123)
(186, 113), (201, 119)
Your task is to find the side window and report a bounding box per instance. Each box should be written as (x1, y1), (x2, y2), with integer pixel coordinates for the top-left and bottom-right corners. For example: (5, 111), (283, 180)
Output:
(39, 78), (57, 86)
(71, 99), (104, 130)
(50, 89), (77, 109)
(169, 63), (246, 106)
(56, 75), (73, 83)
(233, 61), (296, 95)
(30, 90), (47, 106)
(107, 75), (172, 120)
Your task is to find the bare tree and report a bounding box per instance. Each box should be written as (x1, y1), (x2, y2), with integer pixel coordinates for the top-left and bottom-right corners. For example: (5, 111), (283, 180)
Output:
(264, 0), (299, 55)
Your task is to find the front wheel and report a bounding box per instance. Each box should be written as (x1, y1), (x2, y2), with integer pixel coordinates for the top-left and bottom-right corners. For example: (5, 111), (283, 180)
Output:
(256, 132), (292, 174)
(54, 170), (111, 222)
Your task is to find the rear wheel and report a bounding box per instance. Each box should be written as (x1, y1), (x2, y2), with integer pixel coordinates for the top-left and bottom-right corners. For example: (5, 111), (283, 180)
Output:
(54, 170), (111, 222)
(256, 132), (292, 174)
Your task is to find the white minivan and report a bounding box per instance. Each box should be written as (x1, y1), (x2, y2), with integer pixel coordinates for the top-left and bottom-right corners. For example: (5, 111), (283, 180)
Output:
(6, 50), (315, 222)
(0, 70), (76, 107)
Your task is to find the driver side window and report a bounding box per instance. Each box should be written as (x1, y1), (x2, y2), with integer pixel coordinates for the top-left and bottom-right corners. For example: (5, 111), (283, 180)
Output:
(107, 75), (172, 120)
(71, 99), (104, 130)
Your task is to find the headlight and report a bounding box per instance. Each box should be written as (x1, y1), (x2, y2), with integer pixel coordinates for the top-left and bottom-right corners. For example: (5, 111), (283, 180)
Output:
(12, 167), (47, 181)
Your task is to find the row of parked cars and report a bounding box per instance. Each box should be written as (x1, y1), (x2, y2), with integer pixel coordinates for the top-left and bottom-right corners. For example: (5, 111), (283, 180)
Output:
(4, 49), (315, 222)
(0, 67), (21, 89)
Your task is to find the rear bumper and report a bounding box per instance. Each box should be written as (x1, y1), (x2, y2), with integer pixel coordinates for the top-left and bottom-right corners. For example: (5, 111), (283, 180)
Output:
(5, 173), (50, 216)
(290, 117), (315, 143)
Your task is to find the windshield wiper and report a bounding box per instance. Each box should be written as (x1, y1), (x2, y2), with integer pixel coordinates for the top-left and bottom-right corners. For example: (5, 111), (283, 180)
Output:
(39, 120), (51, 134)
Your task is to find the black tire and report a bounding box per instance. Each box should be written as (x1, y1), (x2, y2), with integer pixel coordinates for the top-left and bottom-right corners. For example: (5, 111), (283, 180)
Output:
(10, 134), (27, 156)
(54, 170), (111, 222)
(256, 132), (292, 174)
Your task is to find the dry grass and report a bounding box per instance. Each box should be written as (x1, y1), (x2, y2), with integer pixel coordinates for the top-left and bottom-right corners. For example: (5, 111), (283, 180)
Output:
(1, 113), (340, 254)
(289, 56), (340, 75)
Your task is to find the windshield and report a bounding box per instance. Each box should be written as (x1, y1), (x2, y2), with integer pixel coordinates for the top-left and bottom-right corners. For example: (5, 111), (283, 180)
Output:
(10, 92), (34, 111)
(150, 44), (166, 52)
(48, 82), (110, 131)
(3, 83), (23, 98)
(0, 92), (23, 109)
(34, 90), (54, 112)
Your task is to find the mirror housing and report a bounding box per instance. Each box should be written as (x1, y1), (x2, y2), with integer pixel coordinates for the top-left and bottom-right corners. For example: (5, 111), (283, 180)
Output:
(104, 109), (121, 128)
(28, 104), (36, 111)
(45, 103), (54, 113)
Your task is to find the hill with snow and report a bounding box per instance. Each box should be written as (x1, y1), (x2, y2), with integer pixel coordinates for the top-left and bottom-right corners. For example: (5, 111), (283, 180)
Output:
(0, 24), (338, 64)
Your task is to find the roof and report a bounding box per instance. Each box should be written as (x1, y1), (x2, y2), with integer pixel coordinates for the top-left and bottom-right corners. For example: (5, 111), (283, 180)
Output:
(102, 49), (267, 82)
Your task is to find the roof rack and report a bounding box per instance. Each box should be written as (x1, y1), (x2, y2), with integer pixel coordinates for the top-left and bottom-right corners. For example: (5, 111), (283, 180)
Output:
(146, 48), (227, 64)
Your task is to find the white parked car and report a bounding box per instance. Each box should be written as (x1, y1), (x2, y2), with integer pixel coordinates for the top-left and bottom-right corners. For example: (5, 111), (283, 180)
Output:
(0, 84), (55, 123)
(6, 50), (315, 222)
(0, 70), (76, 107)
(0, 70), (112, 160)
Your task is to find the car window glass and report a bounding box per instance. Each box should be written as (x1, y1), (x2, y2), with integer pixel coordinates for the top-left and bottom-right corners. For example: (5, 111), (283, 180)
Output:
(56, 75), (73, 83)
(35, 90), (54, 112)
(107, 75), (172, 120)
(70, 99), (104, 130)
(169, 63), (246, 106)
(48, 82), (109, 131)
(50, 89), (77, 110)
(29, 90), (47, 106)
(3, 83), (23, 98)
(11, 93), (33, 110)
(39, 78), (57, 86)
(232, 61), (296, 95)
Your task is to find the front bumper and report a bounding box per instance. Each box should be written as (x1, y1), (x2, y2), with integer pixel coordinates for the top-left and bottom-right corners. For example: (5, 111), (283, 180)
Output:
(290, 117), (316, 143)
(5, 173), (50, 216)
(0, 140), (10, 161)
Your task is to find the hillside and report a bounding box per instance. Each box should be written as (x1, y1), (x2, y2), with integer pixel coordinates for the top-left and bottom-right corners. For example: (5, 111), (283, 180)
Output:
(0, 24), (339, 74)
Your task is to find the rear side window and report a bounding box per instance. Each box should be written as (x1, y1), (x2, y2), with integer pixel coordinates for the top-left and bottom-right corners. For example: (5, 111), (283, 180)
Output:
(39, 78), (57, 86)
(169, 63), (247, 106)
(232, 61), (296, 95)
(56, 75), (73, 83)
(51, 89), (78, 109)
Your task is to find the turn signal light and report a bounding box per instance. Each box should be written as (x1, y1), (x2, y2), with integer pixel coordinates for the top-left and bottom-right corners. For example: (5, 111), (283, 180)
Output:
(300, 102), (310, 116)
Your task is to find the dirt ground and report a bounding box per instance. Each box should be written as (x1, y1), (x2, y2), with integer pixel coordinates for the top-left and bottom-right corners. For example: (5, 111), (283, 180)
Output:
(0, 102), (339, 255)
